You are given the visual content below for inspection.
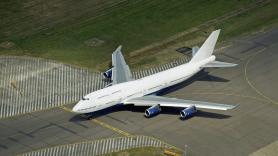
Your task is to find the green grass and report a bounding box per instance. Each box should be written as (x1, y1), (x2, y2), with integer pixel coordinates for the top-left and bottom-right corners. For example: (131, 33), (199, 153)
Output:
(101, 147), (181, 156)
(0, 0), (277, 71)
(128, 0), (278, 69)
(217, 0), (278, 40)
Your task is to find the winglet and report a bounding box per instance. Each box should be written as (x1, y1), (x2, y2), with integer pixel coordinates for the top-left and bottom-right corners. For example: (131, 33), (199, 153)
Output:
(115, 45), (122, 52)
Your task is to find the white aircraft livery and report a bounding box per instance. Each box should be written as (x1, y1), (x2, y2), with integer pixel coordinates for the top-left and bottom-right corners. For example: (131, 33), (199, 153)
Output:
(72, 30), (238, 119)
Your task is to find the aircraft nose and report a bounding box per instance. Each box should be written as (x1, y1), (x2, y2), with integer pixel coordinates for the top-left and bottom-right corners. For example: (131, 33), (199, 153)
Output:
(72, 102), (82, 113)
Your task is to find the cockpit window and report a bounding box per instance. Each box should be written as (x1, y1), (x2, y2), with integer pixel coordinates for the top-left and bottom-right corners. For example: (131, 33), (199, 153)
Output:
(82, 97), (89, 100)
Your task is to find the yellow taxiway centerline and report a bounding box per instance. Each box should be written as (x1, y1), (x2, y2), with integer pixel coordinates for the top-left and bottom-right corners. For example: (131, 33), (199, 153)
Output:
(244, 45), (278, 105)
(91, 119), (132, 137)
(59, 106), (132, 137)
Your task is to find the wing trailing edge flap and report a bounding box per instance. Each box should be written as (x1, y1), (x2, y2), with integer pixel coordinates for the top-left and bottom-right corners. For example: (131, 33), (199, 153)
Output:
(124, 95), (237, 110)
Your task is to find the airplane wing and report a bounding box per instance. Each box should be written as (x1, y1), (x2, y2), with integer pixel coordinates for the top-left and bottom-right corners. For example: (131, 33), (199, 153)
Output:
(111, 45), (133, 85)
(124, 95), (237, 110)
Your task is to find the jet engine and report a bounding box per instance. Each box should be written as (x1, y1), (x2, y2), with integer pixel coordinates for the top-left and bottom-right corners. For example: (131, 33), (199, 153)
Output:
(145, 104), (161, 118)
(180, 105), (197, 119)
(103, 68), (112, 78)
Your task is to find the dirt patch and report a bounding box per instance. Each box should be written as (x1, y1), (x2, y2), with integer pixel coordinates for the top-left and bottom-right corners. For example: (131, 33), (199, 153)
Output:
(84, 38), (105, 47)
(0, 41), (15, 49)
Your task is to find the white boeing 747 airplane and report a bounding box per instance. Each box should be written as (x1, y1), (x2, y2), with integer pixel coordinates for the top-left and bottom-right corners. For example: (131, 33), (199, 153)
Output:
(72, 30), (238, 119)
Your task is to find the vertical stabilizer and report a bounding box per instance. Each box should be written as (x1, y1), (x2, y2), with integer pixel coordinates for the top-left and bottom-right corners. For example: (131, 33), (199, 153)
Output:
(190, 29), (221, 63)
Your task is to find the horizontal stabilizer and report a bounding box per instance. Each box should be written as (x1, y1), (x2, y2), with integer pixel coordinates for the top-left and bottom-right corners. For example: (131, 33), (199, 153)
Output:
(201, 61), (237, 68)
(192, 46), (199, 56)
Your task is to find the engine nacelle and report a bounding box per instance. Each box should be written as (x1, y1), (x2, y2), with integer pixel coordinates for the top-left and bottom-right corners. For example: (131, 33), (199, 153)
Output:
(103, 68), (112, 78)
(180, 105), (197, 119)
(145, 104), (161, 118)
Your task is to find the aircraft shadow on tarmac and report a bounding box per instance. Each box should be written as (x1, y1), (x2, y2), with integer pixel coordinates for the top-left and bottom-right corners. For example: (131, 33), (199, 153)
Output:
(156, 70), (229, 96)
(69, 70), (231, 122)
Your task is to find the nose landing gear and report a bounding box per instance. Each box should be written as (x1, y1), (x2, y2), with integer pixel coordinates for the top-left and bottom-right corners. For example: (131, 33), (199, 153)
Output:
(80, 113), (94, 120)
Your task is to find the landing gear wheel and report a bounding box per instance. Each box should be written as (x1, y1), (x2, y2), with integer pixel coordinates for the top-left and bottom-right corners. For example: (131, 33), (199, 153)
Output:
(80, 113), (93, 120)
(87, 116), (93, 120)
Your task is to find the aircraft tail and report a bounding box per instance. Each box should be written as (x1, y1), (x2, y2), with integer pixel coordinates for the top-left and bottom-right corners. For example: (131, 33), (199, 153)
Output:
(190, 29), (220, 63)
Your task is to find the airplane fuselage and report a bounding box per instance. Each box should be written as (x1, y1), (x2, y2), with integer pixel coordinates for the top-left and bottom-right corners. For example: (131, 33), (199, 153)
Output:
(73, 55), (216, 113)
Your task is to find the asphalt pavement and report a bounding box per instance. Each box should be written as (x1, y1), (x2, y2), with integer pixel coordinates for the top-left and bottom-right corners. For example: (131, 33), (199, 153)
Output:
(0, 28), (278, 156)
